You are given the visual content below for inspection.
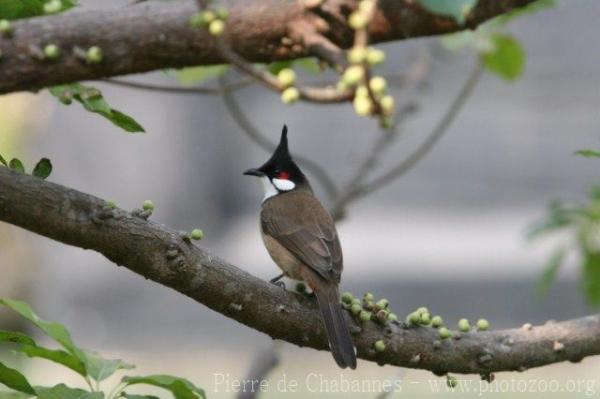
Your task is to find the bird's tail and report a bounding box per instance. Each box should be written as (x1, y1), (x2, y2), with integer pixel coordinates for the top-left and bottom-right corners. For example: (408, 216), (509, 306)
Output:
(314, 284), (357, 369)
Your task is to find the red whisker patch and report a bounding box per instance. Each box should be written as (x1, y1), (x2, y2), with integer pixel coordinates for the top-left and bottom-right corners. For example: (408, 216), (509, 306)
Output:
(277, 171), (290, 180)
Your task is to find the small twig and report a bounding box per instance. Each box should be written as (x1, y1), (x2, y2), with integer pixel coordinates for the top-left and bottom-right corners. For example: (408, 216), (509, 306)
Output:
(360, 61), (483, 195)
(236, 343), (280, 399)
(331, 60), (482, 219)
(216, 39), (351, 103)
(218, 74), (339, 200)
(99, 77), (253, 95)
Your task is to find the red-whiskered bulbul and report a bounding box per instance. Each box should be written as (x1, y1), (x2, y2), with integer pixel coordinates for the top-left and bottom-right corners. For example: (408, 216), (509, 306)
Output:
(244, 125), (357, 369)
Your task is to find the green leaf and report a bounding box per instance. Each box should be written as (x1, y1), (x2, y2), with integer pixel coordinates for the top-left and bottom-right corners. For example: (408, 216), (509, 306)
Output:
(122, 375), (205, 399)
(8, 159), (24, 173)
(575, 149), (600, 159)
(82, 350), (134, 382)
(0, 392), (32, 399)
(0, 299), (80, 356)
(266, 61), (292, 75)
(34, 384), (102, 399)
(417, 0), (478, 24)
(174, 65), (228, 86)
(49, 84), (145, 133)
(527, 201), (580, 239)
(0, 331), (36, 347)
(0, 363), (35, 395)
(537, 247), (566, 295)
(122, 395), (160, 399)
(0, 154), (7, 166)
(32, 158), (52, 179)
(583, 252), (600, 305)
(294, 58), (321, 74)
(15, 346), (86, 377)
(0, 0), (77, 20)
(481, 34), (525, 80)
(103, 109), (145, 133)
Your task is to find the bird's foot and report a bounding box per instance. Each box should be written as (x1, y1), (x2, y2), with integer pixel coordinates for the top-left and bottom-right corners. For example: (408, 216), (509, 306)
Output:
(269, 273), (286, 289)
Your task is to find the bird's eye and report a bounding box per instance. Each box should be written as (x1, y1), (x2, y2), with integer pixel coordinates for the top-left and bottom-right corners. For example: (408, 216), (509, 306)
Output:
(276, 171), (290, 180)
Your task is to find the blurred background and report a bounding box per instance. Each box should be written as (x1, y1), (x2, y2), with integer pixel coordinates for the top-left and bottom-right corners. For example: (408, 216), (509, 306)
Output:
(1, 0), (600, 397)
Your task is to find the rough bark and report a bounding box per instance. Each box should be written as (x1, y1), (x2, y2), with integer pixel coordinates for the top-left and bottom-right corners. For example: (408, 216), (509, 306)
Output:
(0, 0), (535, 94)
(1, 167), (598, 374)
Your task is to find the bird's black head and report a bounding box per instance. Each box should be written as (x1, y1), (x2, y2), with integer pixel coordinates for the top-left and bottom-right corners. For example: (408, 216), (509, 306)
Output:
(244, 125), (307, 198)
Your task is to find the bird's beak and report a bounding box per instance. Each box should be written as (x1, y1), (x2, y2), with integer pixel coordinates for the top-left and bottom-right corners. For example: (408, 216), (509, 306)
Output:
(243, 168), (265, 177)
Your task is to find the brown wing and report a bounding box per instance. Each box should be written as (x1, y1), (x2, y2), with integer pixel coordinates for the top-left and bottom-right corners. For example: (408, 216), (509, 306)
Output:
(261, 191), (342, 283)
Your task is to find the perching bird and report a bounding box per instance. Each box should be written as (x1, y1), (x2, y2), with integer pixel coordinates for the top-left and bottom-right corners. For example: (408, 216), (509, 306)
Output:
(244, 125), (357, 369)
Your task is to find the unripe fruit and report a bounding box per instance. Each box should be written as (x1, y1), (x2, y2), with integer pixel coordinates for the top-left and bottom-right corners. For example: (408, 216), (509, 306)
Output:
(439, 327), (452, 339)
(387, 313), (398, 322)
(215, 7), (229, 20)
(44, 44), (61, 60)
(374, 340), (386, 353)
(302, 0), (324, 7)
(420, 312), (431, 325)
(191, 229), (204, 240)
(431, 315), (444, 328)
(359, 310), (372, 322)
(367, 48), (386, 65)
(376, 298), (389, 309)
(341, 292), (354, 304)
(363, 292), (374, 302)
(458, 318), (471, 332)
(369, 76), (386, 94)
(209, 19), (225, 36)
(277, 68), (296, 88)
(201, 10), (216, 24)
(142, 200), (155, 211)
(0, 19), (12, 36)
(416, 306), (429, 315)
(447, 375), (458, 388)
(476, 319), (490, 331)
(86, 46), (103, 64)
(342, 65), (364, 86)
(407, 312), (421, 325)
(281, 87), (300, 104)
(380, 95), (395, 115)
(44, 0), (62, 14)
(347, 47), (367, 64)
(358, 0), (375, 14)
(355, 85), (369, 99)
(336, 80), (350, 91)
(351, 298), (361, 306)
(189, 13), (204, 28)
(348, 12), (368, 30)
(350, 303), (362, 315)
(105, 200), (117, 209)
(353, 96), (372, 116)
(376, 309), (388, 322)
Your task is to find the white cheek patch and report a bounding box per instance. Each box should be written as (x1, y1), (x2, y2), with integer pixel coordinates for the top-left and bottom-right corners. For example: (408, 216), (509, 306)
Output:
(272, 178), (295, 191)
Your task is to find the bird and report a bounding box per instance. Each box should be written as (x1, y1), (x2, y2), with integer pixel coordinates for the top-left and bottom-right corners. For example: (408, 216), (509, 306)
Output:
(243, 125), (357, 369)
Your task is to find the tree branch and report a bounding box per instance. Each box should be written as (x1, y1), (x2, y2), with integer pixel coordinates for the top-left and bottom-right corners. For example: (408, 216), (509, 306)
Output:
(0, 0), (535, 95)
(1, 167), (599, 374)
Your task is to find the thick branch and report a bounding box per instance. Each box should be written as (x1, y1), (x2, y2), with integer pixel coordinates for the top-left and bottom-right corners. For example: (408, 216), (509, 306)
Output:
(0, 0), (535, 94)
(0, 167), (599, 374)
